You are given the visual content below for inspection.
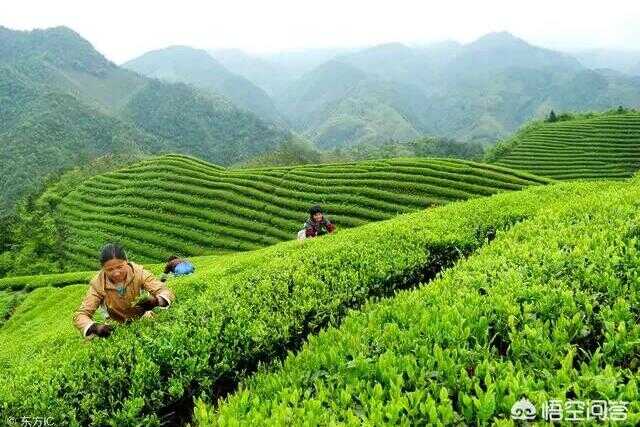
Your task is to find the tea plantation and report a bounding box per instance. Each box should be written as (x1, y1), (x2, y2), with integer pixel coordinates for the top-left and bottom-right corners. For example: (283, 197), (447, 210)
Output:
(58, 154), (550, 269)
(1, 175), (639, 425)
(490, 111), (640, 179)
(204, 177), (640, 425)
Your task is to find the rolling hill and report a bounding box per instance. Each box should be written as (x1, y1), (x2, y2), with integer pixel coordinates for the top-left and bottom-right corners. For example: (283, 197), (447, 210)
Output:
(0, 26), (290, 215)
(123, 46), (285, 125)
(1, 176), (638, 425)
(54, 154), (550, 270)
(489, 110), (640, 179)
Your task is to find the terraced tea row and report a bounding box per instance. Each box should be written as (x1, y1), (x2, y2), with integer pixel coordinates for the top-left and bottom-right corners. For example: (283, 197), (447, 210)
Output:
(0, 258), (188, 292)
(0, 178), (610, 426)
(492, 112), (640, 179)
(60, 154), (550, 269)
(205, 178), (640, 425)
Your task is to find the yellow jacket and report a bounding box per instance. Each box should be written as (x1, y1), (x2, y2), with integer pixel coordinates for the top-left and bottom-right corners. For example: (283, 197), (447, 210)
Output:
(73, 262), (175, 336)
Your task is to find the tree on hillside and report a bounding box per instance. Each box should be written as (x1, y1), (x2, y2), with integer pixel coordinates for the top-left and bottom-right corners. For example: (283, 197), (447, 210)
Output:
(547, 110), (558, 123)
(235, 135), (322, 167)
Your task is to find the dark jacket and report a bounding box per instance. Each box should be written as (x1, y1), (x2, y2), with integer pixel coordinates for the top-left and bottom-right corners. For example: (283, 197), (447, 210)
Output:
(304, 218), (336, 237)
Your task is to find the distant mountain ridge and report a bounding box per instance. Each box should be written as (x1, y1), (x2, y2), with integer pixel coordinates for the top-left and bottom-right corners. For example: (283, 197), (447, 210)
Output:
(448, 32), (582, 73)
(248, 32), (640, 147)
(573, 48), (640, 76)
(210, 48), (293, 97)
(137, 33), (640, 149)
(123, 46), (286, 124)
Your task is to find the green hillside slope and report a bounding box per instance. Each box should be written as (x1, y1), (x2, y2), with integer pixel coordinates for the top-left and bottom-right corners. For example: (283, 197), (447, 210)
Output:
(490, 111), (640, 179)
(123, 46), (285, 125)
(0, 26), (290, 214)
(0, 67), (163, 215)
(57, 154), (550, 270)
(0, 177), (636, 425)
(205, 176), (640, 426)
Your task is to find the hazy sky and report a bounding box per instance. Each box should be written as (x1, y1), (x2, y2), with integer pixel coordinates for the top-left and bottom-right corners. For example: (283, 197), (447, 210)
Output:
(3, 0), (640, 63)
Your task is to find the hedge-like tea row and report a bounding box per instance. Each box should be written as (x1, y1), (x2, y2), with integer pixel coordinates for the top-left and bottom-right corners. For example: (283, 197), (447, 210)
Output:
(58, 154), (551, 267)
(0, 179), (588, 426)
(0, 291), (25, 327)
(203, 179), (640, 425)
(0, 260), (175, 292)
(492, 112), (640, 179)
(0, 271), (93, 292)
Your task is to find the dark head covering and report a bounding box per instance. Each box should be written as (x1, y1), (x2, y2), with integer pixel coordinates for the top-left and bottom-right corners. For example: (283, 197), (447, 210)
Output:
(99, 243), (127, 266)
(309, 204), (323, 217)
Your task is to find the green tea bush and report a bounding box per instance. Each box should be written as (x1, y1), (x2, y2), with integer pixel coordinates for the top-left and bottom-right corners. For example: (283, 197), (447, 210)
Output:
(491, 112), (640, 180)
(55, 154), (549, 269)
(204, 180), (640, 425)
(0, 290), (25, 327)
(1, 179), (584, 426)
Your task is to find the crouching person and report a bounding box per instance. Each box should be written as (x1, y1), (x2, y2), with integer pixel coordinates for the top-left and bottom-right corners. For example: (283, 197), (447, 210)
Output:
(161, 255), (195, 282)
(303, 204), (336, 238)
(73, 243), (175, 338)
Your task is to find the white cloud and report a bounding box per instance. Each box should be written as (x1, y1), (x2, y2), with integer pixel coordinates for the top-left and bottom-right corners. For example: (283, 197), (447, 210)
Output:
(2, 0), (640, 63)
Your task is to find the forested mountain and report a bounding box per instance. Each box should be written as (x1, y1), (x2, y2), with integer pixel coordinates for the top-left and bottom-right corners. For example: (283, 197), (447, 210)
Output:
(220, 32), (640, 147)
(263, 47), (355, 80)
(277, 32), (640, 146)
(275, 60), (369, 129)
(446, 32), (582, 73)
(0, 26), (290, 215)
(210, 47), (356, 97)
(0, 66), (161, 216)
(336, 41), (460, 93)
(128, 32), (640, 149)
(123, 46), (285, 124)
(272, 59), (434, 148)
(121, 79), (288, 164)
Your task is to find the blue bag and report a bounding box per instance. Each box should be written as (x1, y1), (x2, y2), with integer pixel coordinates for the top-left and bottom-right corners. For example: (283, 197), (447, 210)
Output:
(174, 261), (195, 276)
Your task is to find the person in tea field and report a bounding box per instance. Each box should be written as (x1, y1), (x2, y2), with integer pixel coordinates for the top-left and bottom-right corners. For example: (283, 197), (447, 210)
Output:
(161, 255), (195, 282)
(73, 243), (175, 338)
(298, 204), (336, 240)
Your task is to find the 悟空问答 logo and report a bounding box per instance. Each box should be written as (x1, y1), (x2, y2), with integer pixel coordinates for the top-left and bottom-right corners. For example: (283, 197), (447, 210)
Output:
(511, 397), (537, 421)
